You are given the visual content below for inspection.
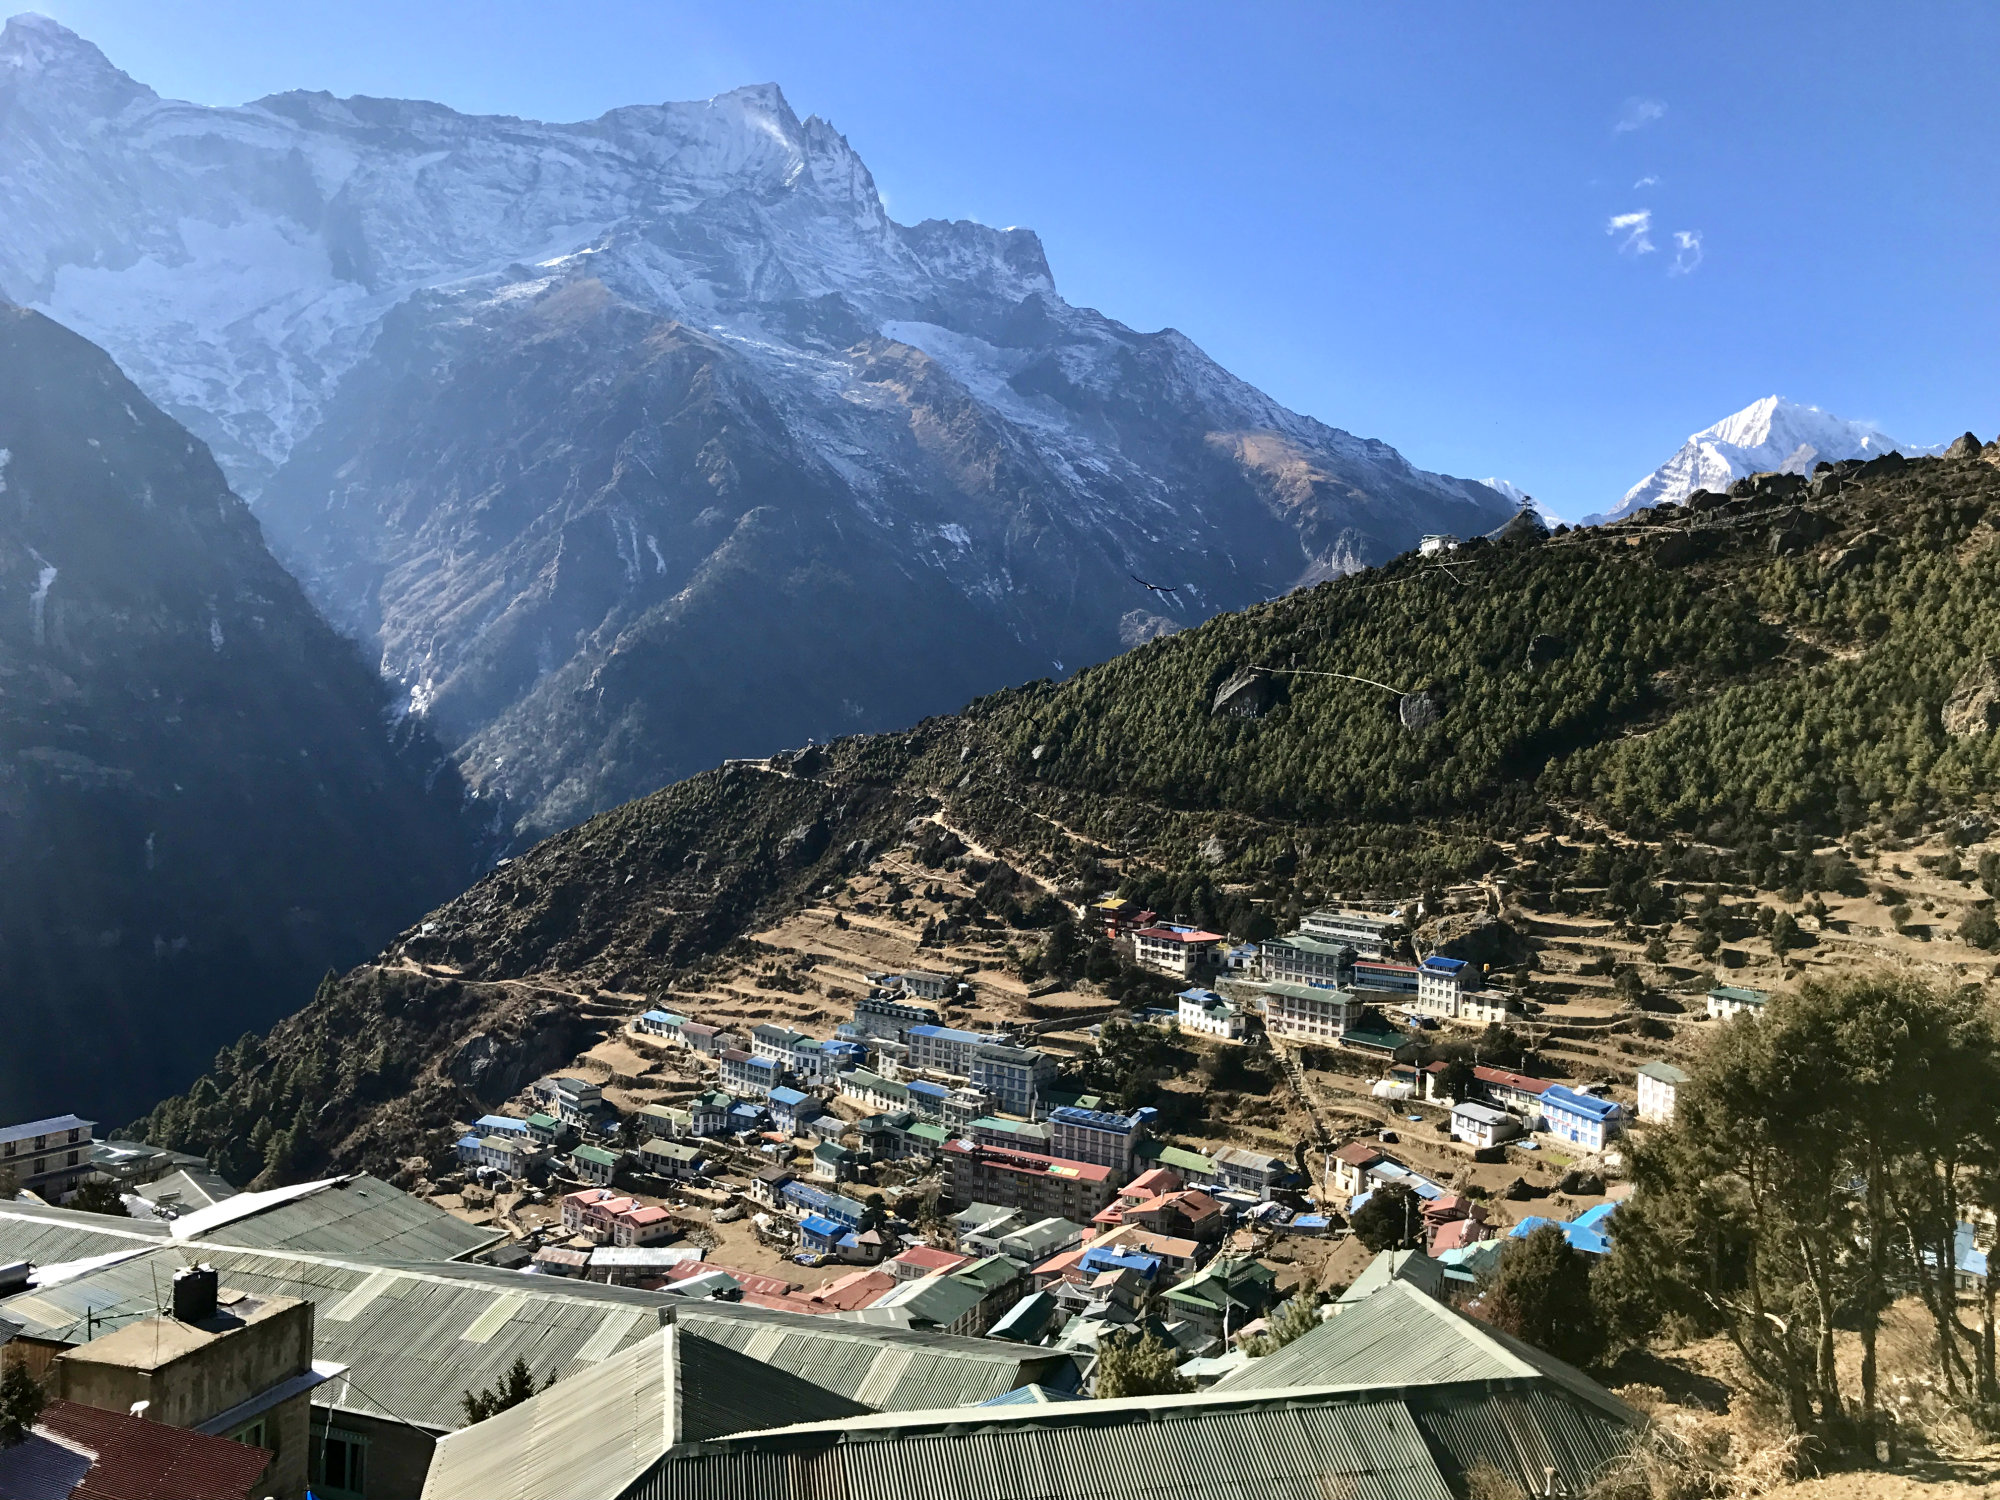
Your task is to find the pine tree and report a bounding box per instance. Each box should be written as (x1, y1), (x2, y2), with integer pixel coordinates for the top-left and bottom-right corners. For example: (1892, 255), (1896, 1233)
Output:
(459, 1356), (549, 1424)
(0, 1364), (47, 1447)
(1480, 1223), (1605, 1369)
(1092, 1329), (1194, 1399)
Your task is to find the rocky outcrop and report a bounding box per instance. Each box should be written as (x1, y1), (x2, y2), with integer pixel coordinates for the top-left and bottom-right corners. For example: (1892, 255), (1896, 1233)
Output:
(1944, 658), (2000, 737)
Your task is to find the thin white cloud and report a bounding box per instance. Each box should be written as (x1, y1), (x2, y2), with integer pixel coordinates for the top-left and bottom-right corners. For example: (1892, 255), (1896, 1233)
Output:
(1607, 209), (1655, 255)
(1632, 174), (1658, 189)
(1669, 228), (1704, 276)
(1614, 97), (1667, 133)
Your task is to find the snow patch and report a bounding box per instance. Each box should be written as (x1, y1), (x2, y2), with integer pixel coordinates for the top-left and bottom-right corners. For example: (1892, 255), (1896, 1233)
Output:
(27, 548), (56, 645)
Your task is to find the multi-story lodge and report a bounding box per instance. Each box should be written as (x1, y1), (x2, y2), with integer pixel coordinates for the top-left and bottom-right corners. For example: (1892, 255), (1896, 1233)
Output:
(1297, 906), (1404, 959)
(7, 1115), (104, 1199)
(968, 1043), (1057, 1119)
(1255, 981), (1360, 1041)
(1258, 934), (1352, 987)
(1046, 1105), (1154, 1180)
(846, 994), (942, 1043)
(1131, 924), (1225, 978)
(940, 1140), (1117, 1222)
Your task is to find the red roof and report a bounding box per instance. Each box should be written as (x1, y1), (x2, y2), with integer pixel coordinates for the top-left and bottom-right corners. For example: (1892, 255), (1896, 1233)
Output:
(1132, 927), (1225, 944)
(806, 1269), (898, 1311)
(891, 1245), (973, 1274)
(1474, 1064), (1551, 1095)
(942, 1140), (1113, 1183)
(1332, 1142), (1386, 1167)
(23, 1401), (270, 1500)
(1119, 1167), (1181, 1197)
(664, 1260), (797, 1298)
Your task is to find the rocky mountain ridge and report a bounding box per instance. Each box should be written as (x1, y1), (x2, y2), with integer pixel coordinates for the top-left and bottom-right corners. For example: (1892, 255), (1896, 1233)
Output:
(0, 14), (1516, 840)
(136, 434), (2000, 1177)
(0, 304), (481, 1121)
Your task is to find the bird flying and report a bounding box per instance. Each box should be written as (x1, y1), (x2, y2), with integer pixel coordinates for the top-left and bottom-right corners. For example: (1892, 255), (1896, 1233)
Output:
(1129, 574), (1180, 594)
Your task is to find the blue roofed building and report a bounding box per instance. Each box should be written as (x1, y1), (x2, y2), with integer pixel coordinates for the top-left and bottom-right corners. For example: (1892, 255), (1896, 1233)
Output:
(1510, 1201), (1618, 1256)
(1047, 1105), (1153, 1180)
(766, 1086), (822, 1135)
(1540, 1086), (1624, 1153)
(474, 1114), (529, 1137)
(906, 1024), (993, 1078)
(798, 1214), (845, 1255)
(905, 1078), (952, 1122)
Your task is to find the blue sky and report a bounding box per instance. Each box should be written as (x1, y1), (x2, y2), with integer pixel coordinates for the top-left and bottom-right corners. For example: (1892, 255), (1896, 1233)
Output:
(27, 1), (2000, 518)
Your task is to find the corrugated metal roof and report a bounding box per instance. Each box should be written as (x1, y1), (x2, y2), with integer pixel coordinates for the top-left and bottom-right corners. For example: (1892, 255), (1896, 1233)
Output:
(420, 1326), (871, 1500)
(0, 1203), (169, 1269)
(0, 1244), (677, 1432)
(620, 1386), (1458, 1500)
(1211, 1280), (1638, 1427)
(668, 1306), (1068, 1411)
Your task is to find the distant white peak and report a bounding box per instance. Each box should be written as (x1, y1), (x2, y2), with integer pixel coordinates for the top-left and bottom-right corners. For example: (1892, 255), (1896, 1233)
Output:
(1595, 396), (1921, 524)
(0, 13), (151, 106)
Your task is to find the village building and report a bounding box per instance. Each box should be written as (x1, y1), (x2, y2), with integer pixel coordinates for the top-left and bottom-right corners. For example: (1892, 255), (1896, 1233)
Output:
(1046, 1105), (1153, 1180)
(941, 1140), (1118, 1222)
(888, 1244), (974, 1282)
(839, 1067), (911, 1114)
(1636, 1060), (1691, 1124)
(968, 1042), (1058, 1118)
(1130, 923), (1225, 978)
(971, 1115), (1055, 1155)
(635, 1009), (685, 1041)
(1297, 906), (1403, 959)
(678, 1021), (738, 1057)
(0, 1120), (97, 1208)
(570, 1143), (621, 1186)
(766, 1086), (824, 1136)
(904, 1024), (992, 1078)
(535, 1076), (604, 1128)
(1255, 980), (1359, 1041)
(1541, 1086), (1624, 1153)
(718, 1048), (784, 1098)
(895, 971), (958, 1003)
(1707, 985), (1770, 1020)
(1349, 957), (1420, 994)
(1449, 1100), (1522, 1150)
(1257, 934), (1351, 987)
(847, 993), (942, 1042)
(636, 1139), (709, 1183)
(1211, 1146), (1289, 1199)
(1176, 987), (1245, 1038)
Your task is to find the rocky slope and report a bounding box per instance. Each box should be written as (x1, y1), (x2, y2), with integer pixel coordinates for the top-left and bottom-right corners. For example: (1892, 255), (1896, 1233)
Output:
(136, 435), (2000, 1178)
(1589, 396), (1921, 523)
(0, 15), (1515, 840)
(0, 305), (481, 1122)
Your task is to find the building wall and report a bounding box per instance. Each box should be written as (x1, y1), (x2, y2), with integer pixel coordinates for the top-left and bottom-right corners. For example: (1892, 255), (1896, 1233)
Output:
(311, 1406), (436, 1500)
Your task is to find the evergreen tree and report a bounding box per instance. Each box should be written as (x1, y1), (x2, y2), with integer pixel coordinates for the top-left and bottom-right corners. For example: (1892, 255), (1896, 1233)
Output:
(1348, 1182), (1424, 1252)
(1092, 1329), (1194, 1399)
(0, 1365), (46, 1447)
(460, 1356), (549, 1423)
(1480, 1224), (1605, 1369)
(1239, 1290), (1323, 1357)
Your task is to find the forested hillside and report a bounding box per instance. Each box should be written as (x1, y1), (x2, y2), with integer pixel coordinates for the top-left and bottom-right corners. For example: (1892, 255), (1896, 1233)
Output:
(138, 436), (2000, 1179)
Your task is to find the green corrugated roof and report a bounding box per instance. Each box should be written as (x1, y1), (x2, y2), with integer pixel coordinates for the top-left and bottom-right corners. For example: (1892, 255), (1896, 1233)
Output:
(575, 1145), (621, 1167)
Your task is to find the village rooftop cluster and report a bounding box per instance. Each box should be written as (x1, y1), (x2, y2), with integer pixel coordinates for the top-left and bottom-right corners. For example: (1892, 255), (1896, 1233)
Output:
(0, 893), (1790, 1499)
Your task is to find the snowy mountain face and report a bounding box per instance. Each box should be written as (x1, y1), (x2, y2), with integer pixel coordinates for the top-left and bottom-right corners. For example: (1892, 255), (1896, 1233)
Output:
(0, 15), (1516, 840)
(1590, 396), (1917, 524)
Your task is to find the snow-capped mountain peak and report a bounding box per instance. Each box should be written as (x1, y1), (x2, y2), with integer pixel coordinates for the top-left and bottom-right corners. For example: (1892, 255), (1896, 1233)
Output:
(1591, 396), (1916, 523)
(0, 12), (152, 110)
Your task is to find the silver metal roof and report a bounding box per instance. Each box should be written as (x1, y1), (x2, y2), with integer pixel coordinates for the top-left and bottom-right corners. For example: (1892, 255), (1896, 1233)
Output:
(0, 1243), (675, 1432)
(668, 1305), (1071, 1411)
(623, 1375), (1638, 1500)
(193, 1175), (502, 1261)
(421, 1325), (870, 1500)
(1212, 1280), (1639, 1426)
(623, 1386), (1458, 1500)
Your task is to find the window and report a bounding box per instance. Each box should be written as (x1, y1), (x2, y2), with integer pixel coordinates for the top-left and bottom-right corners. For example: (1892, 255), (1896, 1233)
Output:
(313, 1428), (368, 1499)
(229, 1417), (268, 1450)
